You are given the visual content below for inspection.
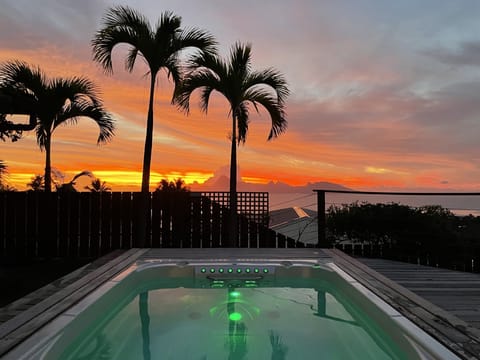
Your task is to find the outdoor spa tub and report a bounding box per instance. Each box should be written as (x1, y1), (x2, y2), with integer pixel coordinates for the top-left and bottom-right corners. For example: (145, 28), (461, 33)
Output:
(5, 260), (460, 359)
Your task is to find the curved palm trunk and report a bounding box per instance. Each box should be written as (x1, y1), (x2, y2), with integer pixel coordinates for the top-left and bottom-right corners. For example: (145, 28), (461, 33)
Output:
(229, 113), (238, 247)
(141, 72), (157, 193)
(141, 75), (156, 193)
(44, 134), (52, 193)
(138, 73), (157, 247)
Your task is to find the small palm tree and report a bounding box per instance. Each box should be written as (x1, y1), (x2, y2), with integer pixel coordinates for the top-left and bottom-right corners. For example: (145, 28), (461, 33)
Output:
(0, 160), (15, 191)
(0, 60), (115, 192)
(85, 178), (112, 192)
(27, 174), (45, 192)
(92, 5), (217, 193)
(154, 178), (189, 192)
(174, 42), (289, 246)
(0, 160), (6, 182)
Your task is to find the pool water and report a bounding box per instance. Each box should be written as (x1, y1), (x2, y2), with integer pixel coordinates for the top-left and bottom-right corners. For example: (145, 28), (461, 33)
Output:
(49, 265), (423, 360)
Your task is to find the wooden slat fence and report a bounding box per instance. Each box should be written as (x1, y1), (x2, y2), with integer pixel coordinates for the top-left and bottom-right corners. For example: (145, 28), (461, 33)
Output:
(0, 191), (302, 262)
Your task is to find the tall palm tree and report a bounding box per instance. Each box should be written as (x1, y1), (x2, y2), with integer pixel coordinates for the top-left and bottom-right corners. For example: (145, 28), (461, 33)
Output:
(0, 60), (115, 192)
(174, 42), (289, 246)
(92, 5), (217, 193)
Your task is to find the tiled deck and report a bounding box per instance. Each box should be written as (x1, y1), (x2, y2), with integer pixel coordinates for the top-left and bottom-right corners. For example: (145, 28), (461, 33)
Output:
(1, 248), (480, 359)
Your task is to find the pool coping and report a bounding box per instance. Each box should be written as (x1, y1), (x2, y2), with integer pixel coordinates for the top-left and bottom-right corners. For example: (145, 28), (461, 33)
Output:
(0, 248), (149, 356)
(1, 248), (480, 359)
(324, 249), (480, 360)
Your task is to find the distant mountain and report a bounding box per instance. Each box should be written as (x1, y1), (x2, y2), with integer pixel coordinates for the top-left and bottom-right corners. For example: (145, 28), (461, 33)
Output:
(190, 177), (351, 193)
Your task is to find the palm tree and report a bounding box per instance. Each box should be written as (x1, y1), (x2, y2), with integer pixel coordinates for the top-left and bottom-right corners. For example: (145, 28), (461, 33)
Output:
(85, 177), (112, 192)
(0, 60), (115, 192)
(174, 42), (289, 246)
(0, 160), (15, 191)
(154, 178), (189, 192)
(0, 160), (6, 181)
(91, 5), (217, 193)
(27, 174), (45, 192)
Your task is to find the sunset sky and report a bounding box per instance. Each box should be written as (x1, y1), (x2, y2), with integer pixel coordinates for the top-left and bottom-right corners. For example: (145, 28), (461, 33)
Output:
(1, 0), (480, 191)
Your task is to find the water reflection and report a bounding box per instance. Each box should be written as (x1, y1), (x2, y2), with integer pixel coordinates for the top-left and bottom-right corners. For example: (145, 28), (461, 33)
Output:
(74, 333), (112, 360)
(61, 282), (409, 359)
(224, 287), (289, 360)
(269, 330), (288, 360)
(226, 287), (248, 360)
(139, 291), (151, 360)
(310, 289), (358, 326)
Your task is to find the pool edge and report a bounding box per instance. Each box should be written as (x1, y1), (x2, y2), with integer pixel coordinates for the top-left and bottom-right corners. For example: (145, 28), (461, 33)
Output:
(2, 248), (479, 359)
(324, 249), (480, 360)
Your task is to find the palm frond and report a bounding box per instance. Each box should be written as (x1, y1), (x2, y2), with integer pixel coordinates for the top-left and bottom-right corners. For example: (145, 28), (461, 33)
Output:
(228, 42), (252, 82)
(177, 28), (218, 57)
(156, 11), (182, 35)
(50, 77), (101, 108)
(71, 170), (93, 183)
(164, 54), (182, 87)
(103, 6), (148, 28)
(92, 6), (152, 74)
(35, 123), (48, 149)
(0, 60), (46, 99)
(245, 68), (289, 104)
(235, 102), (250, 143)
(243, 89), (287, 140)
(56, 98), (115, 144)
(125, 47), (139, 73)
(174, 69), (220, 113)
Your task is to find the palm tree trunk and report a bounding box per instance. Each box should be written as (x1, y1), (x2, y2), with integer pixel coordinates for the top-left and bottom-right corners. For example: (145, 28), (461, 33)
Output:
(141, 73), (157, 193)
(229, 113), (238, 247)
(44, 134), (52, 193)
(138, 73), (157, 247)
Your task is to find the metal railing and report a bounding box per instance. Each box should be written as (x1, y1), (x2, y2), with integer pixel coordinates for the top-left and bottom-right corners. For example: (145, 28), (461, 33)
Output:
(314, 189), (480, 272)
(315, 189), (480, 247)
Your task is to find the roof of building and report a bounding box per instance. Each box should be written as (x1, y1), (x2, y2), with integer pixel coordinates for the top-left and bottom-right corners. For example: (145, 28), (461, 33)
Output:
(269, 207), (318, 245)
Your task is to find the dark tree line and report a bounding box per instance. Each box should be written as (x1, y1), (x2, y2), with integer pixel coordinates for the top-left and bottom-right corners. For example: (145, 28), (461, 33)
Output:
(327, 202), (480, 270)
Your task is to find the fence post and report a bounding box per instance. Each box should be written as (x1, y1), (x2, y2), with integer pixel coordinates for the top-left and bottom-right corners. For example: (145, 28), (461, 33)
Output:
(316, 190), (330, 248)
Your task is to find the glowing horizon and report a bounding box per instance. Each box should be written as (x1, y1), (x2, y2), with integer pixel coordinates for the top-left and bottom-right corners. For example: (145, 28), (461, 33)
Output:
(2, 1), (480, 193)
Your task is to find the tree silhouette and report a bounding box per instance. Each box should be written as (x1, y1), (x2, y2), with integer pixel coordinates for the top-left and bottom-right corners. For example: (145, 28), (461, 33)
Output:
(92, 5), (217, 193)
(27, 174), (45, 192)
(0, 160), (15, 191)
(85, 177), (112, 192)
(0, 60), (115, 192)
(0, 114), (23, 142)
(56, 170), (93, 192)
(0, 87), (37, 138)
(174, 42), (289, 246)
(154, 178), (190, 192)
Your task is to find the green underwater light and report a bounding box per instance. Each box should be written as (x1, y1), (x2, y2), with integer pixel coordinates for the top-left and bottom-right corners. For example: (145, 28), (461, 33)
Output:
(229, 291), (241, 298)
(229, 312), (242, 321)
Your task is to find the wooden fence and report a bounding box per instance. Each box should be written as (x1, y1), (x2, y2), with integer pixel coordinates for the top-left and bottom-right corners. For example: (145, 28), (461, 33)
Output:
(0, 191), (303, 262)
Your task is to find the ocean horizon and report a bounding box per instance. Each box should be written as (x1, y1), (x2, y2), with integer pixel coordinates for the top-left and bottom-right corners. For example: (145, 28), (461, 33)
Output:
(269, 192), (480, 217)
